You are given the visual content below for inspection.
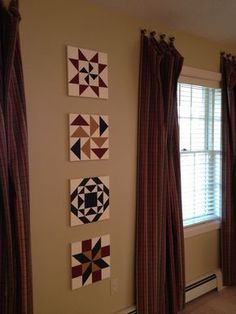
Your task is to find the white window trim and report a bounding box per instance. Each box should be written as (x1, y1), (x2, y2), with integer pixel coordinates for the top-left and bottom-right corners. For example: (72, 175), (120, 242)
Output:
(179, 66), (221, 89)
(179, 66), (222, 236)
(184, 219), (220, 238)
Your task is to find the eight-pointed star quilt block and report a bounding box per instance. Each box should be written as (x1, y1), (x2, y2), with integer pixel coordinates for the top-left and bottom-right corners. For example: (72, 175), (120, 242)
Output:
(67, 46), (108, 99)
(70, 176), (110, 226)
(71, 235), (111, 290)
(69, 113), (109, 161)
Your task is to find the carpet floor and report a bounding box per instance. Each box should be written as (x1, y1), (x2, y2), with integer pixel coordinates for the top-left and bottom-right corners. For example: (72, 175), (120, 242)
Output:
(180, 287), (236, 314)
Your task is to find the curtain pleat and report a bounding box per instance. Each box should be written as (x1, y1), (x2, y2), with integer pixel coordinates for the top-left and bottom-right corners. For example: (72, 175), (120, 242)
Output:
(0, 1), (33, 313)
(221, 54), (236, 286)
(136, 32), (185, 314)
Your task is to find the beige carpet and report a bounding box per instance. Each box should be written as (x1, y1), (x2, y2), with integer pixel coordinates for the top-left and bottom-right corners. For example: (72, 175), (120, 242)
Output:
(180, 287), (236, 314)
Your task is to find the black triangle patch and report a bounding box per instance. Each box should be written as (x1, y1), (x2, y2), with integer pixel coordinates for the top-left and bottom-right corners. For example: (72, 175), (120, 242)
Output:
(104, 186), (109, 196)
(71, 205), (78, 216)
(97, 206), (103, 213)
(84, 75), (90, 85)
(71, 139), (81, 159)
(87, 208), (97, 216)
(89, 63), (93, 72)
(93, 213), (102, 222)
(103, 199), (109, 210)
(70, 188), (78, 202)
(79, 209), (85, 216)
(77, 196), (84, 208)
(80, 67), (88, 74)
(92, 177), (102, 185)
(90, 74), (98, 80)
(79, 188), (85, 195)
(79, 178), (90, 187)
(80, 216), (90, 224)
(98, 193), (104, 204)
(86, 185), (96, 192)
(99, 117), (108, 136)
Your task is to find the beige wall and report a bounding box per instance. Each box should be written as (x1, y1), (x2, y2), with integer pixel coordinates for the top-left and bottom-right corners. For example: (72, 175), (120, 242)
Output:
(20, 1), (235, 313)
(185, 230), (220, 283)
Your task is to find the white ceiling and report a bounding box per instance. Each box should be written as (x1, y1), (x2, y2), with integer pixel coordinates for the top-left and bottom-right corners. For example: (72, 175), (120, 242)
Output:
(89, 0), (236, 45)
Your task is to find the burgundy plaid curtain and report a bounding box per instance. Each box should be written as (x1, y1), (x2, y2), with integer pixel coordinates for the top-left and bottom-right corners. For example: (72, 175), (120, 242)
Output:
(0, 0), (33, 313)
(136, 31), (185, 314)
(221, 53), (236, 285)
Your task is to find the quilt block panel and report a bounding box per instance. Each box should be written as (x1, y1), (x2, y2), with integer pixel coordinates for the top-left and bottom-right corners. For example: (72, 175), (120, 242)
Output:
(71, 235), (110, 289)
(67, 46), (108, 99)
(69, 114), (109, 161)
(70, 176), (109, 226)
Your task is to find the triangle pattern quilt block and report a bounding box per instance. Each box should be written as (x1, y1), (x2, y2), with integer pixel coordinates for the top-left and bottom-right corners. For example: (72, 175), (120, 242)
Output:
(70, 176), (110, 226)
(69, 114), (109, 161)
(67, 46), (108, 99)
(71, 234), (110, 290)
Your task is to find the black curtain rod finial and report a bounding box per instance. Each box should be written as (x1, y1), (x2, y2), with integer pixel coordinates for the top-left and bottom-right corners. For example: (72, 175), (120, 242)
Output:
(160, 34), (166, 40)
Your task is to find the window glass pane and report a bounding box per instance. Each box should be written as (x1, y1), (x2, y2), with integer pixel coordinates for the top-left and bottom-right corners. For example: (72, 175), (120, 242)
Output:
(194, 153), (208, 216)
(181, 154), (195, 220)
(178, 83), (222, 226)
(191, 119), (205, 151)
(214, 90), (221, 119)
(191, 87), (205, 118)
(213, 120), (221, 150)
(179, 87), (191, 118)
(179, 118), (191, 151)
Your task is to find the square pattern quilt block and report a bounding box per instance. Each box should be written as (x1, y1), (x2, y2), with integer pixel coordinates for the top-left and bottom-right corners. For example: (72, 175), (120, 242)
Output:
(71, 235), (110, 289)
(67, 46), (108, 99)
(69, 114), (109, 161)
(70, 176), (109, 226)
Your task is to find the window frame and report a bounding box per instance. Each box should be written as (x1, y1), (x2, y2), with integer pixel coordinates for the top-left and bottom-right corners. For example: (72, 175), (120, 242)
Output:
(178, 66), (222, 236)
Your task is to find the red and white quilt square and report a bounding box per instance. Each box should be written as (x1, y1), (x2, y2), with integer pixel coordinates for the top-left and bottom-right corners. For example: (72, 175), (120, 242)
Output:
(67, 46), (108, 99)
(71, 235), (111, 289)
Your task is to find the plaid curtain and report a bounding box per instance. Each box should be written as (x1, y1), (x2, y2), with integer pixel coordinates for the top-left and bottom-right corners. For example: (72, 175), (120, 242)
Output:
(0, 0), (33, 313)
(136, 31), (185, 314)
(221, 53), (236, 286)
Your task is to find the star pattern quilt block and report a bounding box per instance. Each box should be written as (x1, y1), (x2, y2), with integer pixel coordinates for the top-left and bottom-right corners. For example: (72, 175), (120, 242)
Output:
(71, 235), (111, 290)
(67, 46), (108, 99)
(70, 176), (109, 226)
(69, 114), (109, 161)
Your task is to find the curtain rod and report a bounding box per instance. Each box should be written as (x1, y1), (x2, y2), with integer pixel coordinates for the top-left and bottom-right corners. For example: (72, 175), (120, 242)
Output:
(221, 51), (236, 60)
(140, 29), (175, 43)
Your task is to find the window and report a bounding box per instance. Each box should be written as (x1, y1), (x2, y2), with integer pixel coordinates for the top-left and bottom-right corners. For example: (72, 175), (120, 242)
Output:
(177, 83), (221, 226)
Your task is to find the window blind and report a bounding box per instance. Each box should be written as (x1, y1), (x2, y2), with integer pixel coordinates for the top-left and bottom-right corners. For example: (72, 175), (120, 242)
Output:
(177, 83), (221, 226)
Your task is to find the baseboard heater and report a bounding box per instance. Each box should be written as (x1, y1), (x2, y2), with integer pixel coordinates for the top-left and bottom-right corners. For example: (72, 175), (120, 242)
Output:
(117, 271), (222, 313)
(185, 273), (218, 303)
